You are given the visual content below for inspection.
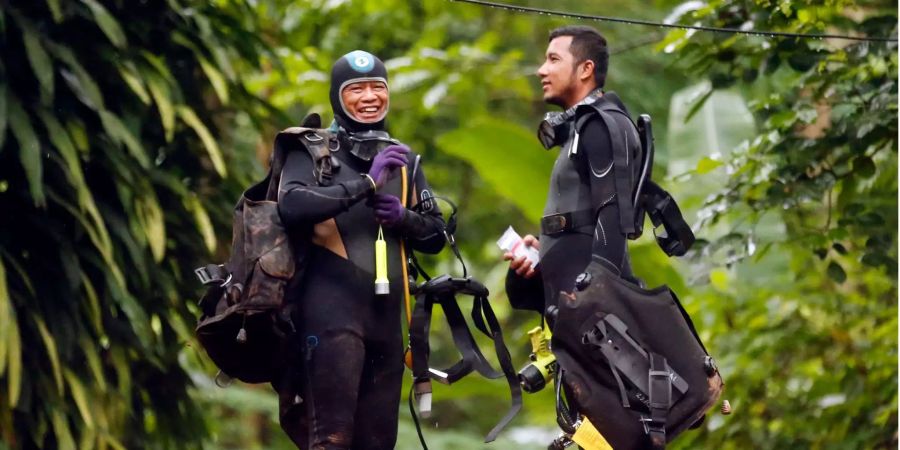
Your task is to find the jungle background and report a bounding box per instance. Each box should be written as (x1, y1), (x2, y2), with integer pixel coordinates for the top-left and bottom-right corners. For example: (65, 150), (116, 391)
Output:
(0, 0), (896, 448)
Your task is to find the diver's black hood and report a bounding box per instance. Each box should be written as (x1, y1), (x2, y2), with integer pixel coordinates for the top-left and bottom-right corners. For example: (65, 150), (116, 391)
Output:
(329, 50), (389, 132)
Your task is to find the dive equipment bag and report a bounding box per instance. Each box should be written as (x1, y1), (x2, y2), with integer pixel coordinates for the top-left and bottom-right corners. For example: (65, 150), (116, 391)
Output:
(193, 114), (340, 384)
(550, 259), (724, 450)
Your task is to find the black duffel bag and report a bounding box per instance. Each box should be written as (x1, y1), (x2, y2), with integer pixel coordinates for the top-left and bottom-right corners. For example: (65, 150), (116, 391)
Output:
(551, 258), (724, 449)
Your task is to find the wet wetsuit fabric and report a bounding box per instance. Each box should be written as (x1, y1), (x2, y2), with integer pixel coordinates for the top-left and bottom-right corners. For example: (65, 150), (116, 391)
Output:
(276, 136), (444, 450)
(506, 93), (637, 314)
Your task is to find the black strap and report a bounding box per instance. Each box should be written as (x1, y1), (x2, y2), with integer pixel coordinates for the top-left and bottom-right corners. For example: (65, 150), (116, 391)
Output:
(647, 353), (671, 449)
(301, 132), (336, 186)
(407, 277), (522, 443)
(540, 208), (596, 235)
(592, 104), (638, 236)
(471, 294), (523, 442)
(641, 181), (695, 257)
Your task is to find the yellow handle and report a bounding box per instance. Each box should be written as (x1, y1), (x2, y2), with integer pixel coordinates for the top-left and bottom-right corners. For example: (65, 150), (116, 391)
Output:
(375, 227), (389, 295)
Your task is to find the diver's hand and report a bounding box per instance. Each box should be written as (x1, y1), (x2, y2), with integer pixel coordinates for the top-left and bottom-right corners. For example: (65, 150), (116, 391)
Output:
(503, 234), (540, 279)
(372, 194), (405, 226)
(368, 144), (409, 189)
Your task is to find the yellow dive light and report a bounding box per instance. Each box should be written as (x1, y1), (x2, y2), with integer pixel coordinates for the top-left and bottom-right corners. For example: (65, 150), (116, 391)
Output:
(375, 226), (389, 295)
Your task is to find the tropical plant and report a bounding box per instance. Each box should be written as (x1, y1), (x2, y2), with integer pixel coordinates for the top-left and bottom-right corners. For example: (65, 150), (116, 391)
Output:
(0, 1), (277, 447)
(659, 1), (898, 448)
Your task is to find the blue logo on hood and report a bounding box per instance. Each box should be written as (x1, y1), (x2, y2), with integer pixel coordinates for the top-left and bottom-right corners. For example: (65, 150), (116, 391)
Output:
(344, 50), (375, 73)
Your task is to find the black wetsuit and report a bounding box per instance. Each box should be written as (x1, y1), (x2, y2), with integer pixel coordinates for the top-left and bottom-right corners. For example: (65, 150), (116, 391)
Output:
(276, 134), (444, 450)
(507, 92), (638, 314)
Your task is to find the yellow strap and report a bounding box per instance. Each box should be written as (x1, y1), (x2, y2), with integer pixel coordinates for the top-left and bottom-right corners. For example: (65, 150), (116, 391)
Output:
(399, 166), (411, 325)
(572, 417), (615, 450)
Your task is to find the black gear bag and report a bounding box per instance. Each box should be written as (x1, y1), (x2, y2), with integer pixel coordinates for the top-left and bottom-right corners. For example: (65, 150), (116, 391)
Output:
(550, 258), (724, 450)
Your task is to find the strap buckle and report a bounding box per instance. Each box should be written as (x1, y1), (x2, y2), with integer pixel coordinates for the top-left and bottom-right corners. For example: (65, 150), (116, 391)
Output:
(194, 264), (231, 287)
(541, 212), (570, 235)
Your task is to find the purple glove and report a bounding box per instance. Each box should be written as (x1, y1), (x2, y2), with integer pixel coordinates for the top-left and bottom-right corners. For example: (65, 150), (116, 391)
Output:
(368, 144), (409, 189)
(372, 194), (405, 226)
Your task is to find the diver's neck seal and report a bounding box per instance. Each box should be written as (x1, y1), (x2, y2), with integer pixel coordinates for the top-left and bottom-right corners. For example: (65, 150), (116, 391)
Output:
(537, 89), (604, 150)
(345, 128), (400, 161)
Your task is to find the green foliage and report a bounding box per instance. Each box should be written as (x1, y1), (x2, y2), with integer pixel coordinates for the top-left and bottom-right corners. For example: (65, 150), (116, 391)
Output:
(0, 0), (276, 447)
(661, 1), (898, 448)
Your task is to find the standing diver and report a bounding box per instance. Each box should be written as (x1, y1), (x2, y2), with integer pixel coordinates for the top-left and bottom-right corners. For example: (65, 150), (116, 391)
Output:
(276, 50), (446, 450)
(505, 25), (639, 316)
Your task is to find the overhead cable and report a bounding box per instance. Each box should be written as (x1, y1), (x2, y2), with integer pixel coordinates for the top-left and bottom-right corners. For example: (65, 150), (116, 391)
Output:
(449, 0), (899, 43)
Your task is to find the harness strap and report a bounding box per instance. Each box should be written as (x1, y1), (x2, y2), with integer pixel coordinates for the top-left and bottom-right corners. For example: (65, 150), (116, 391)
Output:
(592, 104), (638, 236)
(540, 208), (596, 235)
(408, 276), (522, 443)
(647, 353), (671, 449)
(472, 293), (523, 442)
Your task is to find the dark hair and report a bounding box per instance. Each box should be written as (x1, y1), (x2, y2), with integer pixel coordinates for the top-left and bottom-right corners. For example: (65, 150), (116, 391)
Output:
(549, 25), (609, 88)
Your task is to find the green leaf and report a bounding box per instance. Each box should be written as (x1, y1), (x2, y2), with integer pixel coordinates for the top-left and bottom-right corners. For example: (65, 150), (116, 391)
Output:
(6, 303), (20, 407)
(198, 56), (229, 104)
(0, 260), (8, 375)
(46, 189), (123, 288)
(64, 369), (94, 428)
(118, 66), (151, 104)
(99, 110), (150, 168)
(696, 156), (723, 174)
(176, 106), (227, 177)
(853, 156), (876, 178)
(184, 193), (217, 253)
(104, 273), (153, 350)
(145, 74), (175, 142)
(135, 189), (167, 262)
(827, 261), (847, 284)
(38, 110), (84, 184)
(80, 272), (104, 333)
(48, 44), (104, 110)
(50, 408), (76, 450)
(684, 85), (714, 123)
(21, 24), (54, 103)
(768, 110), (797, 129)
(7, 97), (45, 206)
(437, 117), (554, 223)
(34, 317), (64, 394)
(45, 0), (64, 22)
(81, 0), (127, 48)
(0, 83), (6, 156)
(709, 267), (730, 291)
(80, 337), (106, 391)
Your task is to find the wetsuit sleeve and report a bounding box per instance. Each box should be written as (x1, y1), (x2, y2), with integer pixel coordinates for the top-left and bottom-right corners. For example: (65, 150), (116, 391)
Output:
(396, 163), (446, 254)
(277, 149), (375, 227)
(579, 118), (630, 276)
(505, 269), (545, 313)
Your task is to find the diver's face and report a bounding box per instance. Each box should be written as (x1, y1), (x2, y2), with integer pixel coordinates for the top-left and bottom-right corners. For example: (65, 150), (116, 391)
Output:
(341, 80), (388, 123)
(537, 36), (581, 108)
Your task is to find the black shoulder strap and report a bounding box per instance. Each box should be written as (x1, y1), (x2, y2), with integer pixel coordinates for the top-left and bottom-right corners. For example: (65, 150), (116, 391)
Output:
(588, 103), (638, 236)
(274, 127), (340, 187)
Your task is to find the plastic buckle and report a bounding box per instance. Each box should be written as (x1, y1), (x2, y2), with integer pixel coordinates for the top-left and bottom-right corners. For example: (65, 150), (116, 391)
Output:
(542, 213), (569, 234)
(303, 132), (324, 143)
(194, 265), (231, 287)
(648, 369), (672, 409)
(639, 415), (665, 435)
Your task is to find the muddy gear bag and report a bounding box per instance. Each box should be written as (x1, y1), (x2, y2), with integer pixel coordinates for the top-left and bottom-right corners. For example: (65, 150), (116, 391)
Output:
(550, 259), (724, 450)
(194, 114), (337, 384)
